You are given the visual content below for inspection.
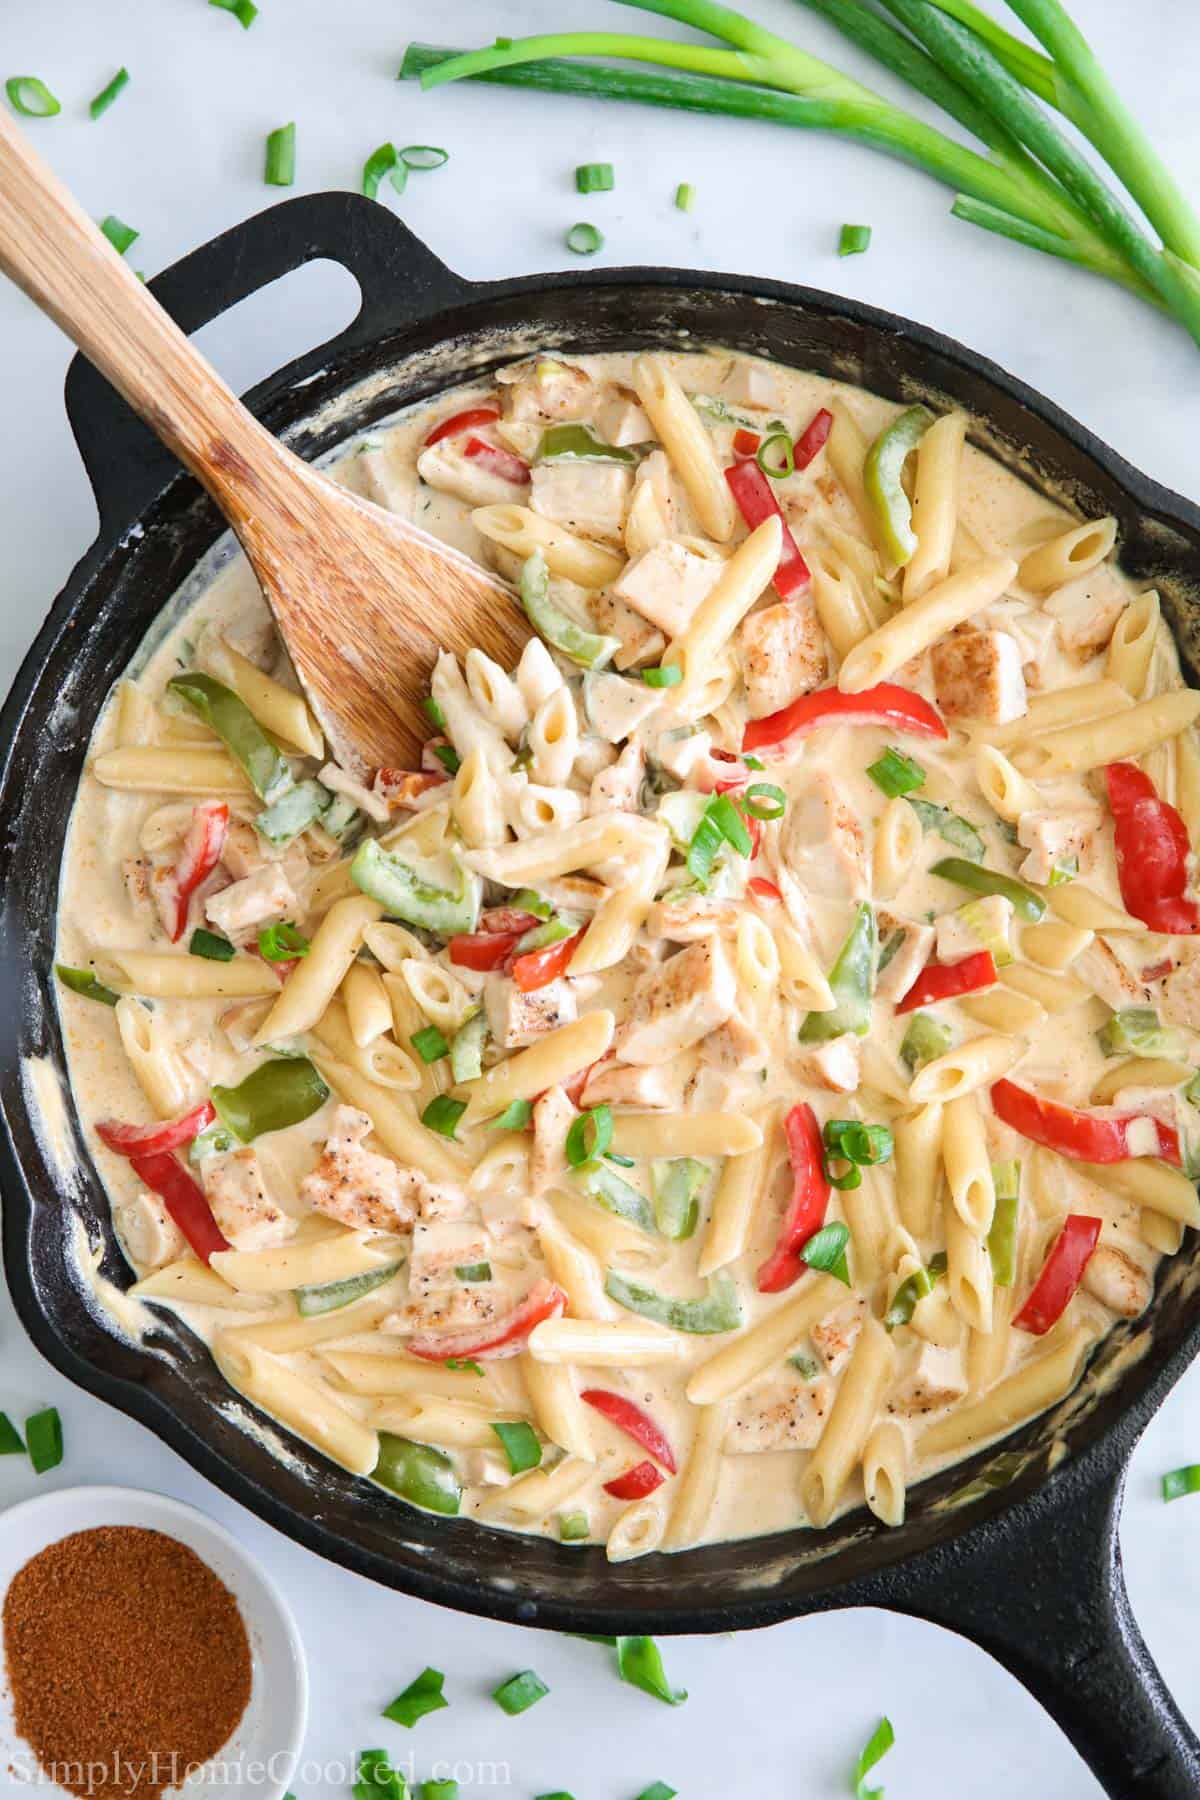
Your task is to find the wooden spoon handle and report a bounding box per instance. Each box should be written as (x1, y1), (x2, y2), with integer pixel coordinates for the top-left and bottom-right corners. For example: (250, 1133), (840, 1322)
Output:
(0, 106), (276, 499)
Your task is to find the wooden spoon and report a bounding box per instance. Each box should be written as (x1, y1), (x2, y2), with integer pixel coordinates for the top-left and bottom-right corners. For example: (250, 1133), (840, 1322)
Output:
(0, 108), (526, 777)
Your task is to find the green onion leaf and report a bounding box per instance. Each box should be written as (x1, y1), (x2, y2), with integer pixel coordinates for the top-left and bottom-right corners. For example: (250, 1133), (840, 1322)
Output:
(209, 0), (258, 26)
(25, 1407), (63, 1474)
(265, 122), (296, 188)
(258, 921), (310, 962)
(840, 223), (873, 257)
(642, 664), (683, 688)
(383, 1665), (448, 1729)
(492, 1669), (549, 1715)
(884, 1250), (948, 1331)
(363, 143), (400, 199)
(565, 1104), (613, 1168)
(412, 1025), (450, 1064)
(557, 1510), (589, 1542)
(800, 1221), (852, 1286)
(605, 1150), (636, 1168)
(791, 1351), (822, 1380)
(352, 1749), (408, 1800)
(634, 1787), (677, 1800)
(908, 799), (986, 862)
(565, 221), (604, 255)
(1162, 1465), (1200, 1502)
(401, 144), (449, 170)
(56, 963), (119, 1006)
(101, 215), (139, 257)
(742, 782), (786, 820)
(756, 430), (795, 479)
(455, 1261), (492, 1283)
(868, 746), (925, 798)
(488, 1098), (533, 1131)
(189, 928), (236, 963)
(491, 1420), (542, 1474)
(855, 1716), (895, 1800)
(431, 742), (461, 776)
(422, 694), (446, 730)
(421, 1095), (467, 1140)
(422, 1784), (456, 1800)
(616, 1636), (687, 1706)
(6, 77), (61, 117)
(445, 1358), (484, 1375)
(89, 68), (130, 120)
(674, 182), (695, 212)
(576, 161), (615, 192)
(0, 1413), (25, 1455)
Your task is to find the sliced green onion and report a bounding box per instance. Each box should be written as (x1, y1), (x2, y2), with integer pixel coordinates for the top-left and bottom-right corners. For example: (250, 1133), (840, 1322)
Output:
(688, 792), (752, 886)
(432, 742), (461, 775)
(634, 1786), (677, 1800)
(455, 1261), (492, 1283)
(884, 1250), (947, 1330)
(868, 746), (925, 797)
(616, 1636), (687, 1706)
(558, 1510), (590, 1542)
(421, 1095), (467, 1140)
(899, 1011), (951, 1074)
(742, 782), (786, 820)
(401, 144), (449, 170)
(412, 1025), (450, 1064)
(791, 1350), (822, 1380)
(576, 161), (615, 192)
(839, 223), (873, 256)
(383, 1666), (448, 1729)
(445, 1358), (484, 1375)
(756, 430), (795, 479)
(515, 914), (577, 954)
(101, 215), (139, 257)
(652, 1158), (707, 1239)
(492, 1669), (549, 1715)
(492, 1420), (542, 1474)
(6, 77), (61, 118)
(824, 1119), (894, 1174)
(363, 143), (400, 199)
(566, 1104), (613, 1168)
(565, 221), (604, 255)
(642, 664), (683, 688)
(1049, 856), (1078, 887)
(0, 1413), (25, 1455)
(353, 1750), (407, 1800)
(209, 0), (258, 26)
(265, 122), (296, 187)
(489, 1098), (533, 1130)
(189, 928), (236, 963)
(605, 1150), (636, 1169)
(56, 963), (119, 1006)
(855, 1716), (895, 1800)
(674, 181), (695, 211)
(1162, 1465), (1200, 1503)
(296, 1261), (401, 1317)
(258, 921), (310, 962)
(422, 694), (446, 730)
(422, 1783), (457, 1800)
(908, 799), (986, 862)
(799, 1221), (852, 1286)
(25, 1407), (63, 1474)
(89, 68), (130, 120)
(188, 1122), (235, 1166)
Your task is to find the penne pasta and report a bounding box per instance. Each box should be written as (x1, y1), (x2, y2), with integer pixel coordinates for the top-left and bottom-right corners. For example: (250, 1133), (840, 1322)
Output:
(837, 557), (1017, 693)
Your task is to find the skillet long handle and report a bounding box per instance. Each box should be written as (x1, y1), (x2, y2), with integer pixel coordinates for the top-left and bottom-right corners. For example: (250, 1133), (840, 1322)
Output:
(893, 1454), (1199, 1798)
(0, 105), (277, 498)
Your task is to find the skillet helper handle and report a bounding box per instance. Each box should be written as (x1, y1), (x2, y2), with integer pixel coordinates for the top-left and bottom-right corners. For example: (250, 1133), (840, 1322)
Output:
(895, 1456), (1200, 1799)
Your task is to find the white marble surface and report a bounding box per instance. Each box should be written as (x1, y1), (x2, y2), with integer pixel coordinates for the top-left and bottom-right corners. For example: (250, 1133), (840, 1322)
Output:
(3, 3), (1200, 1795)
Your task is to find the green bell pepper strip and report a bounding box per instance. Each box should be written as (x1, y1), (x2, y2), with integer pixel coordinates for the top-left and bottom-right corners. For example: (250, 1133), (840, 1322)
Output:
(0, 1413), (25, 1455)
(168, 672), (294, 803)
(321, 793), (361, 842)
(211, 1057), (329, 1142)
(56, 963), (119, 1006)
(863, 404), (934, 567)
(651, 1159), (707, 1240)
(351, 837), (481, 936)
(605, 1270), (743, 1334)
(520, 551), (620, 670)
(256, 778), (328, 847)
(899, 1011), (952, 1074)
(295, 1260), (401, 1317)
(884, 1250), (948, 1331)
(930, 856), (1047, 922)
(373, 1432), (461, 1515)
(1097, 1007), (1185, 1059)
(449, 1010), (489, 1083)
(988, 1161), (1021, 1287)
(908, 798), (986, 861)
(798, 903), (876, 1043)
(579, 1161), (656, 1235)
(536, 422), (639, 465)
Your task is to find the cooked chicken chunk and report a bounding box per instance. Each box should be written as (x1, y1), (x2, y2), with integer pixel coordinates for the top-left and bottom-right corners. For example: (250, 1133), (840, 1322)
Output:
(408, 1219), (491, 1299)
(796, 1032), (861, 1093)
(979, 599), (1058, 686)
(1043, 567), (1127, 659)
(205, 863), (297, 939)
(122, 856), (153, 919)
(203, 1148), (294, 1251)
(887, 1342), (968, 1416)
(1076, 938), (1149, 1012)
(589, 740), (644, 816)
(497, 357), (593, 422)
(931, 629), (1027, 725)
(782, 771), (869, 900)
(1081, 1242), (1153, 1317)
(612, 540), (723, 637)
(221, 818), (273, 881)
(530, 462), (633, 545)
(579, 1054), (690, 1111)
(721, 358), (789, 410)
(596, 390), (652, 447)
(724, 1375), (833, 1453)
(650, 725), (714, 784)
(738, 598), (827, 719)
(484, 976), (577, 1050)
(417, 439), (526, 509)
(588, 588), (665, 672)
(1016, 808), (1100, 887)
(531, 1085), (576, 1194)
(299, 1105), (419, 1234)
(1160, 956), (1200, 1032)
(584, 671), (662, 743)
(875, 915), (935, 1004)
(812, 1297), (866, 1377)
(616, 937), (737, 1065)
(700, 1011), (769, 1073)
(115, 1189), (186, 1270)
(646, 893), (741, 942)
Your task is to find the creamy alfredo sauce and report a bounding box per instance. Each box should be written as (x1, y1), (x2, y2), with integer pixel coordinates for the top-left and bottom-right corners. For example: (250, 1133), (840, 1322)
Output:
(53, 348), (1196, 1555)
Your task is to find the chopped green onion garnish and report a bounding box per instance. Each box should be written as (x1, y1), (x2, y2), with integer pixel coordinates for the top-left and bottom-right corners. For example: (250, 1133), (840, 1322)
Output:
(825, 1119), (894, 1169)
(209, 0), (258, 26)
(565, 221), (604, 255)
(422, 694), (446, 730)
(432, 743), (461, 775)
(558, 1510), (589, 1542)
(743, 754), (765, 771)
(25, 1407), (63, 1474)
(383, 1665), (448, 1729)
(674, 182), (695, 212)
(56, 963), (119, 1006)
(421, 1095), (468, 1140)
(576, 161), (614, 192)
(455, 1261), (492, 1283)
(565, 1104), (613, 1168)
(101, 215), (139, 257)
(756, 430), (795, 480)
(362, 142), (400, 200)
(492, 1669), (549, 1715)
(642, 664), (683, 688)
(6, 76), (61, 117)
(401, 144), (449, 170)
(1162, 1465), (1200, 1502)
(352, 1749), (408, 1800)
(189, 928), (236, 963)
(89, 68), (129, 120)
(412, 1025), (450, 1064)
(258, 921), (310, 962)
(908, 798), (985, 862)
(492, 1420), (542, 1474)
(884, 1250), (947, 1331)
(799, 1221), (851, 1286)
(422, 1783), (457, 1800)
(265, 122), (296, 187)
(839, 223), (873, 258)
(742, 782), (786, 820)
(616, 1636), (687, 1706)
(868, 746), (925, 798)
(445, 1358), (483, 1375)
(488, 1098), (533, 1131)
(855, 1716), (894, 1799)
(634, 1786), (677, 1800)
(0, 1413), (25, 1455)
(605, 1150), (636, 1168)
(790, 1351), (821, 1380)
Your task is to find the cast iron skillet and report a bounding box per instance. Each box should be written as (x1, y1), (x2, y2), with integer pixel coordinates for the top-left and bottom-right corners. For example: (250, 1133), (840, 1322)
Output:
(2, 192), (1200, 1798)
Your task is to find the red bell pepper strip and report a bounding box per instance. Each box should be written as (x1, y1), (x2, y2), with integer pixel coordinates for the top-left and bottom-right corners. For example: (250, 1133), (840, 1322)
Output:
(1013, 1213), (1102, 1336)
(425, 404), (501, 447)
(463, 435), (529, 486)
(748, 876), (782, 903)
(725, 459), (810, 599)
(129, 1152), (229, 1264)
(794, 407), (834, 471)
(512, 929), (585, 993)
(96, 1099), (216, 1159)
(161, 800), (228, 942)
(991, 1079), (1181, 1165)
(448, 930), (524, 971)
(480, 907), (543, 935)
(732, 427), (761, 459)
(374, 768), (448, 809)
(603, 1459), (666, 1501)
(1105, 761), (1200, 934)
(744, 682), (948, 755)
(690, 747), (752, 794)
(406, 1278), (567, 1362)
(895, 949), (997, 1015)
(581, 1389), (678, 1473)
(757, 1102), (832, 1293)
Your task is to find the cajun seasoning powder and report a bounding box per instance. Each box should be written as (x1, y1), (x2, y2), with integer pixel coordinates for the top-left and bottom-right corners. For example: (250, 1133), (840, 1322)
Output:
(3, 1525), (252, 1800)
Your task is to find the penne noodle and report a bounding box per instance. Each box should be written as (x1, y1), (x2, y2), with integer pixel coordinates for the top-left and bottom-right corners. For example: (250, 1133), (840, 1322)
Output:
(91, 746), (252, 795)
(611, 1113), (762, 1160)
(837, 557), (1017, 694)
(919, 1323), (1094, 1460)
(908, 1033), (1020, 1104)
(471, 503), (624, 588)
(903, 410), (967, 602)
(633, 353), (737, 541)
(1018, 515), (1117, 594)
(687, 1274), (845, 1405)
(527, 1316), (686, 1366)
(455, 1011), (615, 1127)
(1016, 689), (1200, 778)
(255, 894), (383, 1045)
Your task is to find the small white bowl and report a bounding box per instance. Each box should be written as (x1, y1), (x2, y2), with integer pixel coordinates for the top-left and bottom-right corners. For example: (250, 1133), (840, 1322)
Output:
(0, 1485), (308, 1800)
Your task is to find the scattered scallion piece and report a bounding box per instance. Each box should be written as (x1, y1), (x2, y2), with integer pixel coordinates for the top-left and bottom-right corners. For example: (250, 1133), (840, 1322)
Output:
(189, 928), (236, 963)
(412, 1025), (450, 1064)
(432, 742), (461, 775)
(101, 215), (139, 257)
(352, 1749), (407, 1800)
(741, 781), (786, 820)
(492, 1669), (549, 1715)
(56, 963), (119, 1006)
(445, 1358), (484, 1375)
(823, 1119), (894, 1191)
(455, 1261), (492, 1283)
(756, 430), (795, 479)
(6, 76), (61, 118)
(791, 1350), (822, 1380)
(258, 921), (310, 962)
(422, 694), (446, 730)
(1163, 1465), (1200, 1503)
(565, 221), (604, 255)
(687, 791), (752, 886)
(839, 222), (873, 256)
(492, 1420), (542, 1474)
(265, 122), (296, 187)
(634, 1786), (677, 1800)
(421, 1095), (467, 1140)
(89, 68), (130, 120)
(565, 1103), (613, 1168)
(25, 1407), (63, 1475)
(743, 754), (765, 771)
(558, 1510), (589, 1542)
(488, 1098), (533, 1130)
(0, 1414), (25, 1455)
(855, 1716), (895, 1799)
(674, 181), (695, 211)
(616, 1636), (687, 1706)
(868, 746), (925, 798)
(209, 0), (258, 27)
(576, 160), (614, 192)
(383, 1665), (449, 1729)
(511, 887), (552, 919)
(422, 1784), (457, 1800)
(642, 664), (683, 688)
(799, 1221), (852, 1286)
(363, 143), (404, 200)
(401, 144), (449, 170)
(535, 1793), (576, 1800)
